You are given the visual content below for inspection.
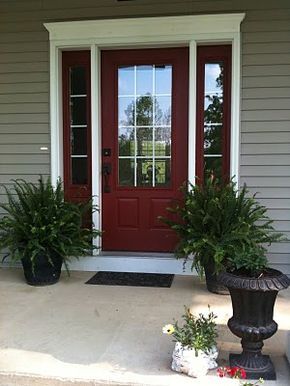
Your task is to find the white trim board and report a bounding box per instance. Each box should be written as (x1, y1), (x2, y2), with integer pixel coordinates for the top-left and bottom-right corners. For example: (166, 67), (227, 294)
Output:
(69, 254), (193, 275)
(44, 14), (244, 43)
(44, 13), (244, 273)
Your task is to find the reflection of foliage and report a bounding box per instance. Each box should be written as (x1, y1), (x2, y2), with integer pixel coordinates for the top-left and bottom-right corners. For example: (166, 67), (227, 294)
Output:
(123, 94), (170, 126)
(203, 63), (224, 179)
(119, 128), (134, 156)
(216, 65), (224, 89)
(204, 157), (222, 181)
(119, 94), (171, 186)
(204, 95), (222, 154)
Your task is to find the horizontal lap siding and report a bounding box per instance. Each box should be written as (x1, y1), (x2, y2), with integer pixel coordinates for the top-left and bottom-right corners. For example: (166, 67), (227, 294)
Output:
(0, 0), (289, 271)
(240, 4), (290, 273)
(0, 1), (50, 193)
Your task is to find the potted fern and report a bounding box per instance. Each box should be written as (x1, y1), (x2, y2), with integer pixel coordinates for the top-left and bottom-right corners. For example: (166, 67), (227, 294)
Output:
(0, 177), (100, 286)
(162, 177), (286, 294)
(163, 306), (218, 378)
(162, 177), (245, 293)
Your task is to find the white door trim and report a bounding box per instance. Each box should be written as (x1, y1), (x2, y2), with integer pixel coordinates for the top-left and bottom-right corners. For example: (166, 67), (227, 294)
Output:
(44, 13), (245, 271)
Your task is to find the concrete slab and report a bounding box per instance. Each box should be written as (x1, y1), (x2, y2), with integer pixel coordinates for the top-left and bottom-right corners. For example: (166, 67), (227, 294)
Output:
(0, 268), (289, 386)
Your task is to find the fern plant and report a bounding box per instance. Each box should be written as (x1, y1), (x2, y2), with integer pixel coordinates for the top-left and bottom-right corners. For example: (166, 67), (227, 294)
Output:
(162, 177), (283, 277)
(0, 177), (100, 273)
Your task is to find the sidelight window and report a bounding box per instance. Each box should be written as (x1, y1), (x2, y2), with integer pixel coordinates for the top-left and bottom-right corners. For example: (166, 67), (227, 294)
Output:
(196, 46), (231, 182)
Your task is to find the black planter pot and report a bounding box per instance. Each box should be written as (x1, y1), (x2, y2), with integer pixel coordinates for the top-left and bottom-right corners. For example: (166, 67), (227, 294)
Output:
(21, 253), (62, 286)
(204, 260), (229, 295)
(218, 269), (290, 380)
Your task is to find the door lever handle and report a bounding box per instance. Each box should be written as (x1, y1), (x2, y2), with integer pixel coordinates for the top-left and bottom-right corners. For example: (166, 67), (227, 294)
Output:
(102, 163), (112, 175)
(102, 163), (112, 193)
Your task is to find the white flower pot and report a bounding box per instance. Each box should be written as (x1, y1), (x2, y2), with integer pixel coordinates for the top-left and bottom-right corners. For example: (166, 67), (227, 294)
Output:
(171, 342), (218, 378)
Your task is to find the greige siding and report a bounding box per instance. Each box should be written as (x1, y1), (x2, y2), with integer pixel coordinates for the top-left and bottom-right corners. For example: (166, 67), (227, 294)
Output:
(0, 0), (289, 271)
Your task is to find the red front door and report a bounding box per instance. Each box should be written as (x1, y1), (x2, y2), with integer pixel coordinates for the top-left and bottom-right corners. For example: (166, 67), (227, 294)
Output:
(101, 48), (188, 252)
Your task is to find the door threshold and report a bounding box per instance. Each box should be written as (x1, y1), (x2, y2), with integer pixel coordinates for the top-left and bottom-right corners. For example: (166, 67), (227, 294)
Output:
(69, 251), (193, 274)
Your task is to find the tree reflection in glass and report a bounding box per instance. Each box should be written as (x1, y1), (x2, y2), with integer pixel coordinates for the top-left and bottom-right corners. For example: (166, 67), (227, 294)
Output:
(203, 63), (224, 180)
(119, 95), (171, 187)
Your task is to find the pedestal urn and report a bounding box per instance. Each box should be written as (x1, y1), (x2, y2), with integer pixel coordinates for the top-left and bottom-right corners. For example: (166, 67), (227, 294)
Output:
(218, 269), (290, 380)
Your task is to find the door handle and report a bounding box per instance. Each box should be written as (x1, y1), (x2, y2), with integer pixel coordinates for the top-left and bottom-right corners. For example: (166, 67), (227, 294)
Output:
(102, 163), (112, 175)
(102, 163), (112, 193)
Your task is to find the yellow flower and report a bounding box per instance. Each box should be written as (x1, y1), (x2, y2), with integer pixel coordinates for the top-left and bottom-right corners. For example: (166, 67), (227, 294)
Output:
(162, 324), (175, 335)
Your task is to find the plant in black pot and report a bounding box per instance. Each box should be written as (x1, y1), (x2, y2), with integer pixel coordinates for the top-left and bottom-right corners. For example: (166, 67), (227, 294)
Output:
(0, 177), (100, 286)
(162, 177), (254, 294)
(217, 187), (290, 380)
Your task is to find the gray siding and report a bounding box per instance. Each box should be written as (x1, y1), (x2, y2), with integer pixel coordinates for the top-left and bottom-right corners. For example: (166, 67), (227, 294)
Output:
(0, 0), (289, 271)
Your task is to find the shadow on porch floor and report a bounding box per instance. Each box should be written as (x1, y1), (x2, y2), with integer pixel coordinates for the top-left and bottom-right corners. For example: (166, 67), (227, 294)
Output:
(0, 268), (289, 386)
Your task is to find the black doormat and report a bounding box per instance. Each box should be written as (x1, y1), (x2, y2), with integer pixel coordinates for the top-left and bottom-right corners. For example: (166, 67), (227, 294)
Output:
(85, 271), (174, 288)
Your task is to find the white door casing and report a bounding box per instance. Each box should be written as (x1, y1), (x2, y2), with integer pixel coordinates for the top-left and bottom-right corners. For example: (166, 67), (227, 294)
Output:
(44, 13), (245, 273)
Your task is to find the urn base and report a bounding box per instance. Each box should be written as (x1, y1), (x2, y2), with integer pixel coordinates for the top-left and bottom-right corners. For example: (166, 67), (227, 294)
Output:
(230, 353), (276, 380)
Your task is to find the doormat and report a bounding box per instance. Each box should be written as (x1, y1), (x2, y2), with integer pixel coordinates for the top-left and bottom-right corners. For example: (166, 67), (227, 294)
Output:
(85, 271), (174, 288)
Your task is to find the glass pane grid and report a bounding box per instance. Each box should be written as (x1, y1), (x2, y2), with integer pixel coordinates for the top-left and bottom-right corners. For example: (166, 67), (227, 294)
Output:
(69, 66), (88, 185)
(119, 155), (171, 158)
(118, 64), (172, 188)
(203, 62), (224, 177)
(118, 93), (171, 98)
(119, 125), (170, 129)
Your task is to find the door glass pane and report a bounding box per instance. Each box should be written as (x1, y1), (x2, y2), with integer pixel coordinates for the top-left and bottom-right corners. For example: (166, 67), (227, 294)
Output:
(136, 96), (153, 126)
(71, 128), (87, 155)
(205, 63), (223, 94)
(70, 97), (87, 125)
(119, 127), (135, 156)
(70, 67), (86, 95)
(136, 159), (153, 186)
(155, 159), (171, 187)
(155, 96), (171, 125)
(136, 127), (153, 156)
(136, 65), (153, 95)
(118, 66), (134, 96)
(204, 63), (224, 177)
(72, 158), (88, 184)
(155, 127), (171, 156)
(118, 64), (172, 187)
(119, 97), (134, 126)
(204, 156), (222, 180)
(155, 65), (172, 95)
(119, 159), (134, 186)
(204, 124), (222, 155)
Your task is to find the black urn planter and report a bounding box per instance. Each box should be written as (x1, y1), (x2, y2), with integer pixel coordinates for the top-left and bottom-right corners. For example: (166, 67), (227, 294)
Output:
(21, 253), (62, 286)
(204, 260), (229, 295)
(218, 269), (290, 380)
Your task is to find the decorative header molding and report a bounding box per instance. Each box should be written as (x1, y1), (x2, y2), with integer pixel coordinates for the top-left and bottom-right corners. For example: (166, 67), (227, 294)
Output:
(44, 13), (245, 44)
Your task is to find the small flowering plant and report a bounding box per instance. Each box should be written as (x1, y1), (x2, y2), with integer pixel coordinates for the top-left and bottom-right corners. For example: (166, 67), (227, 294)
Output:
(217, 366), (264, 386)
(162, 306), (218, 355)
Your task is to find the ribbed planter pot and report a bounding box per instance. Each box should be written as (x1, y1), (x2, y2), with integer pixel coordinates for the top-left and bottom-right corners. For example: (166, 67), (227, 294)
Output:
(204, 260), (229, 295)
(218, 269), (290, 380)
(21, 253), (62, 286)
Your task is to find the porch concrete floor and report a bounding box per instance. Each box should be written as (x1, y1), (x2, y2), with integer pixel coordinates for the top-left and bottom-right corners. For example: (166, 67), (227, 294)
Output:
(0, 268), (290, 386)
